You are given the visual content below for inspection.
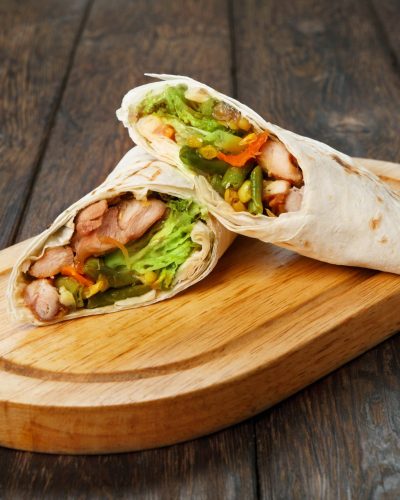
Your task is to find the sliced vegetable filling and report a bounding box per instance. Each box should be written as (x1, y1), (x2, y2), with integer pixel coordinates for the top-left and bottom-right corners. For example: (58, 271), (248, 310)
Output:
(23, 195), (207, 322)
(135, 84), (304, 216)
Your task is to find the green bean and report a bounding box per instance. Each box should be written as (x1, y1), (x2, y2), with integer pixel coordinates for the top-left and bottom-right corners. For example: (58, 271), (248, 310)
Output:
(210, 174), (225, 196)
(83, 258), (140, 288)
(250, 166), (263, 214)
(179, 146), (230, 176)
(86, 284), (152, 309)
(100, 267), (141, 288)
(83, 258), (102, 280)
(247, 200), (257, 214)
(221, 165), (252, 190)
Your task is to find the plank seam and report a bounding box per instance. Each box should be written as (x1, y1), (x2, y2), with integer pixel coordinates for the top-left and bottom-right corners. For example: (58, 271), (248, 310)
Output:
(11, 0), (95, 245)
(366, 0), (400, 78)
(252, 420), (262, 500)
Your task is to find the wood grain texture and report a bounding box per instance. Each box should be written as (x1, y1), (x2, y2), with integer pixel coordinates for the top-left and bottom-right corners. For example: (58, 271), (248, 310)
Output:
(2, 0), (400, 497)
(255, 337), (400, 499)
(16, 0), (233, 242)
(371, 0), (400, 63)
(0, 423), (256, 499)
(0, 0), (89, 250)
(1, 215), (400, 454)
(232, 1), (400, 498)
(232, 0), (400, 161)
(0, 0), (259, 496)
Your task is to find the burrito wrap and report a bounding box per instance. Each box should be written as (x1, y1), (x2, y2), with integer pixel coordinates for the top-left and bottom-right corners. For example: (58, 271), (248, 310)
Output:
(117, 74), (400, 274)
(8, 147), (234, 325)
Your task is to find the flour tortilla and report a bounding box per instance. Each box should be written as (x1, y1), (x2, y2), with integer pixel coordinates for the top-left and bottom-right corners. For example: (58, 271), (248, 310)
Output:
(117, 74), (400, 274)
(8, 147), (234, 325)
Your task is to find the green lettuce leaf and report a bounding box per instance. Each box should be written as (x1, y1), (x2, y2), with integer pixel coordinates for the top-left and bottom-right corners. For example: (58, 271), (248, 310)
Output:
(139, 85), (244, 153)
(140, 85), (223, 132)
(104, 198), (206, 290)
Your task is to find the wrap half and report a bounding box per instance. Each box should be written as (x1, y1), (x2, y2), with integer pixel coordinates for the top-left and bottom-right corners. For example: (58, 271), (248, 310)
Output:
(8, 147), (233, 325)
(117, 74), (400, 274)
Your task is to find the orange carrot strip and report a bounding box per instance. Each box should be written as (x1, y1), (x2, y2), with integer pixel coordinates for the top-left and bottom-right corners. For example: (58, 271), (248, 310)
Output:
(60, 266), (94, 287)
(155, 124), (175, 140)
(216, 132), (269, 167)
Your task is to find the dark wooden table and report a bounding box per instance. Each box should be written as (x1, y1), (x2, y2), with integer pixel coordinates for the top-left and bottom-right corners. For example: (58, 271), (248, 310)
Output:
(1, 0), (400, 498)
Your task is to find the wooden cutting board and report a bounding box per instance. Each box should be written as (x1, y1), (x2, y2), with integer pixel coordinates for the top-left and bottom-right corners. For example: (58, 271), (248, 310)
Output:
(1, 158), (400, 455)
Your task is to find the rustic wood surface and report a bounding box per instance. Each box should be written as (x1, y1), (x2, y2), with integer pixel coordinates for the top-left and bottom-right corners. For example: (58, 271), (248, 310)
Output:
(0, 0), (399, 498)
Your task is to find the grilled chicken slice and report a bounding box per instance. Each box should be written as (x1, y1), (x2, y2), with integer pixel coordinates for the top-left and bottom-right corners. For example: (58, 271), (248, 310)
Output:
(284, 186), (304, 212)
(259, 140), (303, 186)
(136, 115), (175, 141)
(29, 246), (74, 278)
(24, 279), (61, 321)
(262, 180), (291, 201)
(75, 199), (108, 236)
(73, 198), (166, 263)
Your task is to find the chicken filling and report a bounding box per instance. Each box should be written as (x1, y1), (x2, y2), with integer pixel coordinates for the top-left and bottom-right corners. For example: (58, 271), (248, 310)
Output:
(23, 194), (206, 322)
(134, 85), (304, 216)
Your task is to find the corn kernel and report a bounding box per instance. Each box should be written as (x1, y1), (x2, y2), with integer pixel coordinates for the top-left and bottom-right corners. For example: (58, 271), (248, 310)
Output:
(239, 133), (257, 146)
(224, 188), (238, 204)
(186, 135), (203, 148)
(238, 180), (252, 203)
(143, 271), (158, 285)
(83, 275), (108, 298)
(227, 120), (239, 131)
(232, 200), (246, 212)
(199, 145), (218, 159)
(238, 116), (251, 131)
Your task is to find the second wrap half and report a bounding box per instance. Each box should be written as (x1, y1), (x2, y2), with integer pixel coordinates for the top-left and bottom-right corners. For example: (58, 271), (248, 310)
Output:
(117, 74), (400, 274)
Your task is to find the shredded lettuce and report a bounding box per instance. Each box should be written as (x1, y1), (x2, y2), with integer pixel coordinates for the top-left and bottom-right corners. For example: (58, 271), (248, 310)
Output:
(139, 86), (244, 153)
(104, 198), (206, 290)
(140, 85), (222, 132)
(139, 85), (245, 153)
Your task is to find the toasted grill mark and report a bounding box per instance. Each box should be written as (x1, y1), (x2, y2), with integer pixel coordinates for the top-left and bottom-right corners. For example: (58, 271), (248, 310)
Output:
(331, 154), (359, 175)
(140, 167), (162, 181)
(378, 175), (400, 192)
(303, 240), (310, 248)
(376, 196), (383, 203)
(150, 168), (161, 180)
(378, 236), (388, 244)
(369, 215), (382, 230)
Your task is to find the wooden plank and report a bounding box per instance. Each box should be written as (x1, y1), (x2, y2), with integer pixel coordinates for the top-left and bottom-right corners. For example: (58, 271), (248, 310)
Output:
(232, 0), (400, 161)
(0, 424), (256, 499)
(16, 0), (233, 242)
(0, 0), (90, 250)
(371, 0), (400, 62)
(232, 0), (400, 497)
(2, 0), (257, 496)
(255, 337), (400, 498)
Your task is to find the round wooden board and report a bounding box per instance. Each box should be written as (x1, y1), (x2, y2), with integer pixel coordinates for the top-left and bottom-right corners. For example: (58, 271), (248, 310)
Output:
(1, 158), (400, 455)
